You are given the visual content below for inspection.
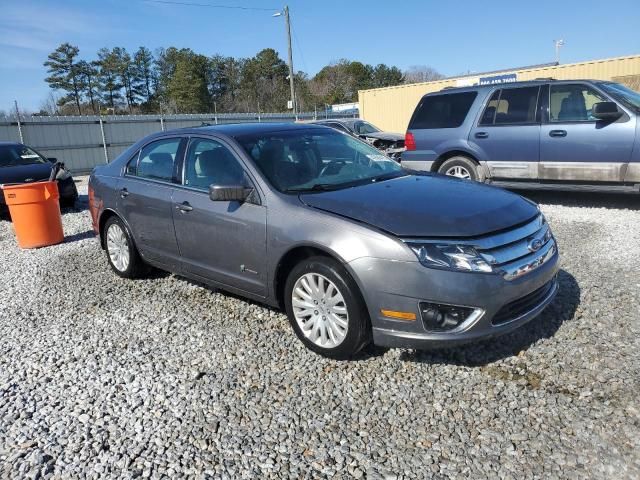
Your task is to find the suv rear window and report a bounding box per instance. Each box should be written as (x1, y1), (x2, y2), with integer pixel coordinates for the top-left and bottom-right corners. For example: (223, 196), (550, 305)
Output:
(409, 92), (477, 129)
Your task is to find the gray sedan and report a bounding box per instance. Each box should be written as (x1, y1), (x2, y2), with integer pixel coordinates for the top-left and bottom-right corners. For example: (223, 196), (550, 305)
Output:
(89, 123), (559, 359)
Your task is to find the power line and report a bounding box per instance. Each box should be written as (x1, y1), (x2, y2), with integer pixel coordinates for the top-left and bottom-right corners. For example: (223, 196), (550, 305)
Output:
(145, 0), (279, 11)
(290, 22), (309, 75)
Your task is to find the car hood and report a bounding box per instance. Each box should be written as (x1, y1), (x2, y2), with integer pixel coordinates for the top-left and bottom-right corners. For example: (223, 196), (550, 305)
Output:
(0, 163), (52, 185)
(361, 131), (404, 142)
(299, 174), (538, 238)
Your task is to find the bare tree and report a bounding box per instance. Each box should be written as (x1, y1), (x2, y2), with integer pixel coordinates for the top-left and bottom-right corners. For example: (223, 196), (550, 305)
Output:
(403, 65), (445, 84)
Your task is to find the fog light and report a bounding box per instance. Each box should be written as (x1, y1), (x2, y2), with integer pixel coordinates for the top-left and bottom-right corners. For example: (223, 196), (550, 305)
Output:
(419, 302), (477, 332)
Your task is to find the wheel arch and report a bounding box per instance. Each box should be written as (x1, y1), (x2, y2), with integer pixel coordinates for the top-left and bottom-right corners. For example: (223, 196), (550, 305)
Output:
(432, 150), (481, 173)
(273, 244), (357, 309)
(98, 209), (134, 250)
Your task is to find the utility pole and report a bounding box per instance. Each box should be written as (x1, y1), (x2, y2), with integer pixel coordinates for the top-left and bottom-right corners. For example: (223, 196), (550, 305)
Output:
(554, 39), (565, 64)
(275, 6), (297, 120)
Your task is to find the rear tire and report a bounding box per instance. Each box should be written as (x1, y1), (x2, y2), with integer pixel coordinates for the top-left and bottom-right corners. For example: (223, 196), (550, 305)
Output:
(284, 256), (371, 359)
(438, 156), (484, 182)
(103, 216), (146, 279)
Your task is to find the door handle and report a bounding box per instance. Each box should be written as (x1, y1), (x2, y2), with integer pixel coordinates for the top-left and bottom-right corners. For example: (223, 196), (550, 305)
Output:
(120, 188), (129, 198)
(549, 129), (567, 137)
(475, 132), (489, 139)
(176, 201), (193, 213)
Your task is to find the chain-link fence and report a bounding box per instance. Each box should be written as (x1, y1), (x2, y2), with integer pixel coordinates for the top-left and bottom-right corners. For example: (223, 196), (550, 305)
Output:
(0, 111), (358, 173)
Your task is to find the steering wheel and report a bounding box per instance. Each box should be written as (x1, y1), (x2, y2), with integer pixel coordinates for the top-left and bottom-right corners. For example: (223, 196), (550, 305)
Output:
(319, 160), (345, 177)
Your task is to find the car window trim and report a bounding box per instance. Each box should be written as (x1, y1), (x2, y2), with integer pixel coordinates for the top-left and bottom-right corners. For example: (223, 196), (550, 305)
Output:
(179, 135), (262, 205)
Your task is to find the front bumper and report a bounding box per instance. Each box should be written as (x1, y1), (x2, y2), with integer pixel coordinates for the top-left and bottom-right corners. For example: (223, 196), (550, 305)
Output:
(349, 248), (560, 349)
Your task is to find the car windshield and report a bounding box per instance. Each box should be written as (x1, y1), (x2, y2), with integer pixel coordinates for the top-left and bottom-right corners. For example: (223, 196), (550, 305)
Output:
(599, 82), (640, 112)
(0, 145), (48, 168)
(235, 128), (405, 193)
(354, 121), (380, 135)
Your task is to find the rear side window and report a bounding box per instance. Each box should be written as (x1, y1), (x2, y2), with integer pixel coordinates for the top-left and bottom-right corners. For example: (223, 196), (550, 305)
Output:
(132, 138), (181, 182)
(409, 92), (477, 129)
(480, 87), (540, 125)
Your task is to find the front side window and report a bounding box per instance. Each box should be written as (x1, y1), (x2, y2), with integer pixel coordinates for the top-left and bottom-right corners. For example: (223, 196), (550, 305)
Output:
(550, 84), (607, 122)
(0, 145), (48, 167)
(132, 138), (181, 182)
(184, 138), (247, 190)
(409, 92), (478, 129)
(234, 129), (404, 193)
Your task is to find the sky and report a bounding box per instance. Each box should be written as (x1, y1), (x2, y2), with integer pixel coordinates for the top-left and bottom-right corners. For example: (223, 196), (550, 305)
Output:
(1, 0), (639, 112)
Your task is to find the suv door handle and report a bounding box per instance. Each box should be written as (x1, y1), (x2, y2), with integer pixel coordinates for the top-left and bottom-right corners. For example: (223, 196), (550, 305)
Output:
(549, 129), (567, 137)
(176, 201), (193, 213)
(475, 132), (489, 139)
(120, 188), (129, 198)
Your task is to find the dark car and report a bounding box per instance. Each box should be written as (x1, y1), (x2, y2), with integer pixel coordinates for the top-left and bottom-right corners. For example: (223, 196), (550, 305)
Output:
(309, 119), (405, 160)
(0, 142), (78, 209)
(402, 79), (640, 192)
(89, 123), (558, 359)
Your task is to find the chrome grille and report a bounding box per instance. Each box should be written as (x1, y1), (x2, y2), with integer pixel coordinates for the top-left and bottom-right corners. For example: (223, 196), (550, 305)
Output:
(470, 214), (556, 280)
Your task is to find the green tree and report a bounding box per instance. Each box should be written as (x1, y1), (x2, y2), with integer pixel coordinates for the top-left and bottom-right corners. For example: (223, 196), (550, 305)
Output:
(371, 64), (404, 88)
(43, 43), (84, 115)
(77, 60), (100, 113)
(167, 51), (211, 113)
(134, 47), (156, 108)
(97, 47), (124, 110)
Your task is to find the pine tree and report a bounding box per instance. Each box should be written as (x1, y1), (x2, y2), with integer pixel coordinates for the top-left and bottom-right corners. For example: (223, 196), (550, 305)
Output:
(44, 43), (84, 115)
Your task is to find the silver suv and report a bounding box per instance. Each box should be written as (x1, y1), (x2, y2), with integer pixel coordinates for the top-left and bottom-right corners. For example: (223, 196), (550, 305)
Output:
(89, 123), (559, 359)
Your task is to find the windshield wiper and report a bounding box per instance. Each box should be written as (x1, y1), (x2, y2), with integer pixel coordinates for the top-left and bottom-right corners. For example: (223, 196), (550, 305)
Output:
(370, 171), (406, 183)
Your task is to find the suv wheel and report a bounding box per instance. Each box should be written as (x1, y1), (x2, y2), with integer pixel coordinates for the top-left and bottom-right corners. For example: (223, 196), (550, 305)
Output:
(438, 156), (484, 182)
(104, 216), (145, 279)
(284, 256), (371, 359)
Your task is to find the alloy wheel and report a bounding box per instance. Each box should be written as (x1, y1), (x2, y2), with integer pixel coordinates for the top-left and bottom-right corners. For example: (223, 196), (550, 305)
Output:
(106, 223), (130, 272)
(445, 166), (472, 179)
(291, 273), (349, 348)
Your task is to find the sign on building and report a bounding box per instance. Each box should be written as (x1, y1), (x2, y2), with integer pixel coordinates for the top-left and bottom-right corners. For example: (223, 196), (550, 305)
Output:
(479, 73), (518, 85)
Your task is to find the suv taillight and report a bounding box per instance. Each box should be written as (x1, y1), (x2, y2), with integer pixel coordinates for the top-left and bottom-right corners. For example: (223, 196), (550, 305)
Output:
(405, 132), (416, 151)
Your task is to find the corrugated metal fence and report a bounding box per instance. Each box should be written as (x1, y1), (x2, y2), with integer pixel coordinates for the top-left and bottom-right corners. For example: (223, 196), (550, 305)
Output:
(0, 111), (356, 173)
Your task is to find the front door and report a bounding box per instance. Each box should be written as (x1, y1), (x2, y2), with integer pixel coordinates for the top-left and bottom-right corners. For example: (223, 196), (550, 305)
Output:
(539, 83), (636, 182)
(172, 137), (267, 297)
(469, 86), (541, 180)
(117, 137), (184, 265)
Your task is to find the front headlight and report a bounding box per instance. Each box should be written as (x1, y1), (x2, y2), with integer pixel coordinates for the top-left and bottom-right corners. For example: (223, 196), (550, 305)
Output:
(408, 243), (493, 273)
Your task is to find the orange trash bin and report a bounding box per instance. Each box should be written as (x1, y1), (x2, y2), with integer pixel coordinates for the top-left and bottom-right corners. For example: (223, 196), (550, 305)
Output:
(2, 180), (64, 249)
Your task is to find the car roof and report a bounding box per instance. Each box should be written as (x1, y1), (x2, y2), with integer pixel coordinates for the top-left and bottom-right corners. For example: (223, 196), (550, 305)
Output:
(309, 118), (361, 127)
(169, 122), (333, 137)
(430, 78), (605, 95)
(0, 141), (22, 146)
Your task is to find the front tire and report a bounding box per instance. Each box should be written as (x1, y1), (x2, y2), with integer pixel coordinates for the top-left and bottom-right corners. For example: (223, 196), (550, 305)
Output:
(103, 216), (145, 279)
(284, 256), (371, 359)
(438, 156), (484, 182)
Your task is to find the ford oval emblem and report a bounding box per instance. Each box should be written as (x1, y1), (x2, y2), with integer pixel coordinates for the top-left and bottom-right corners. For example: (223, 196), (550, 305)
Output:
(528, 238), (543, 252)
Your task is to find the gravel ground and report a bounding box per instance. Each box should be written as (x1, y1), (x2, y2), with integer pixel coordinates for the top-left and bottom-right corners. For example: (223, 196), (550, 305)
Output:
(0, 178), (639, 479)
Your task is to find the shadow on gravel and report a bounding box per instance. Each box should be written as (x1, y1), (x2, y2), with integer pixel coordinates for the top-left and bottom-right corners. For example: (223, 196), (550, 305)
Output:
(516, 190), (640, 210)
(64, 230), (96, 243)
(396, 269), (580, 367)
(61, 194), (89, 214)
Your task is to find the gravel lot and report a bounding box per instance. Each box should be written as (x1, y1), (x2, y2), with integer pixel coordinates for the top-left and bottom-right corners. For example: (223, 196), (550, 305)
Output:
(1, 178), (639, 479)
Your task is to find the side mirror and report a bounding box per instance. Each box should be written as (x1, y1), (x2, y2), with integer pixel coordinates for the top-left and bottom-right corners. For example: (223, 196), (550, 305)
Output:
(209, 184), (252, 202)
(592, 102), (622, 121)
(48, 157), (58, 163)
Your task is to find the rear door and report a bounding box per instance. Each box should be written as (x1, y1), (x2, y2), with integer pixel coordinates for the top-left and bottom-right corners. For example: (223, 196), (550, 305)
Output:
(117, 137), (185, 265)
(539, 82), (636, 182)
(172, 136), (267, 296)
(469, 85), (541, 180)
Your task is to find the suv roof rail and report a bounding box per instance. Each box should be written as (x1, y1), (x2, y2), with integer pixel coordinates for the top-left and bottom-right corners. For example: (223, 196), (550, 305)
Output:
(534, 77), (555, 81)
(441, 86), (456, 90)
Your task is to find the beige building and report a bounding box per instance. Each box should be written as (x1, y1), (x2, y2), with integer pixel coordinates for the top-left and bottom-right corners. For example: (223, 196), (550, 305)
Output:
(358, 54), (640, 133)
